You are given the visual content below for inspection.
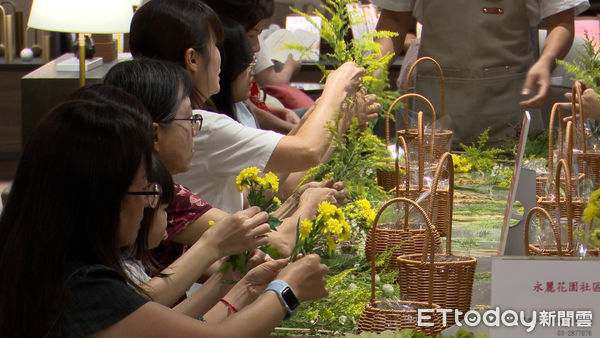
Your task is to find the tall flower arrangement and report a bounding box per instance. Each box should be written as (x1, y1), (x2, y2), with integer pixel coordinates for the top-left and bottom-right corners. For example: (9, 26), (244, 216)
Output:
(295, 201), (351, 255)
(223, 167), (282, 273)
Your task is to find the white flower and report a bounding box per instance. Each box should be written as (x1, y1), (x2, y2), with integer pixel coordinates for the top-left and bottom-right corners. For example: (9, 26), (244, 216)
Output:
(382, 283), (394, 297)
(338, 315), (347, 325)
(374, 274), (381, 284)
(348, 283), (357, 290)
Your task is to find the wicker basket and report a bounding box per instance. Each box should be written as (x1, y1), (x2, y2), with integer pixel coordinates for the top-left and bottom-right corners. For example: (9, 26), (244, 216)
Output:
(397, 180), (476, 327)
(403, 57), (453, 159)
(365, 168), (441, 271)
(524, 206), (572, 256)
(572, 82), (600, 187)
(536, 158), (579, 255)
(378, 94), (437, 191)
(536, 103), (567, 197)
(358, 198), (444, 336)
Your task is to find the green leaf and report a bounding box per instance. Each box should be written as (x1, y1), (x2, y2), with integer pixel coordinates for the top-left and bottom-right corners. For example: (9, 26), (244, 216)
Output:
(267, 214), (283, 231)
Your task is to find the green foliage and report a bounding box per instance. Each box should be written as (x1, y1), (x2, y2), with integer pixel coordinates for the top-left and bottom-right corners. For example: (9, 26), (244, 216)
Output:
(290, 247), (399, 333)
(299, 118), (391, 202)
(290, 0), (399, 114)
(346, 327), (489, 337)
(523, 128), (553, 159)
(557, 31), (600, 94)
(459, 128), (504, 173)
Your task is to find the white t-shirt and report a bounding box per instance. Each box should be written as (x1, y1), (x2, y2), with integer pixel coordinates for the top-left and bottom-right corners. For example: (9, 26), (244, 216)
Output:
(174, 109), (284, 213)
(123, 258), (151, 286)
(371, 0), (590, 27)
(234, 101), (259, 128)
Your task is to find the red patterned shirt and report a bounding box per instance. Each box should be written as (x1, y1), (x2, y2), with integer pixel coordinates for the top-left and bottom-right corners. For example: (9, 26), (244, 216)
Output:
(151, 184), (212, 268)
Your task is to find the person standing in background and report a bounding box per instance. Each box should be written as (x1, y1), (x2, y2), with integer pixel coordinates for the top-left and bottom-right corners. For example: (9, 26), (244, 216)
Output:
(373, 0), (590, 147)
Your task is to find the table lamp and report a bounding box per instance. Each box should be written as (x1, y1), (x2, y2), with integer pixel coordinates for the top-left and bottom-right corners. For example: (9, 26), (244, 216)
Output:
(27, 0), (133, 87)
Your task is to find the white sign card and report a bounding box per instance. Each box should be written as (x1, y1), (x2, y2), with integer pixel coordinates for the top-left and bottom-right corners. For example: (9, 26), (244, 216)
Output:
(491, 257), (600, 337)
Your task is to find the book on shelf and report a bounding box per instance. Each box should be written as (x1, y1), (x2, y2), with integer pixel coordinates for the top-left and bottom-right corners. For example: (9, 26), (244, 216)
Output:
(56, 56), (103, 72)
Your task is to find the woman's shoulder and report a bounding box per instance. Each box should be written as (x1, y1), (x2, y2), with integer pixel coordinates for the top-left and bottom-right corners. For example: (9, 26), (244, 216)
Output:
(50, 263), (148, 337)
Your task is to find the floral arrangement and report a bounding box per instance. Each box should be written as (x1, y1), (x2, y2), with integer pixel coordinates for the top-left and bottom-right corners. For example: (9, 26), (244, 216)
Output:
(295, 201), (351, 255)
(583, 188), (600, 247)
(299, 118), (390, 202)
(290, 0), (399, 115)
(236, 166), (282, 229)
(344, 198), (377, 234)
(224, 167), (283, 273)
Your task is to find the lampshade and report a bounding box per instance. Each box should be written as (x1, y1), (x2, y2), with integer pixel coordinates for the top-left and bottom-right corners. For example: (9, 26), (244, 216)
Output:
(27, 0), (133, 33)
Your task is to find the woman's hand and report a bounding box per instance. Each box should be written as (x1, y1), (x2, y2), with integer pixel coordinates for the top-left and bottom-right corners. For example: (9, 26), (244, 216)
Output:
(352, 87), (380, 130)
(322, 62), (364, 97)
(239, 258), (288, 300)
(276, 254), (329, 302)
(203, 206), (271, 258)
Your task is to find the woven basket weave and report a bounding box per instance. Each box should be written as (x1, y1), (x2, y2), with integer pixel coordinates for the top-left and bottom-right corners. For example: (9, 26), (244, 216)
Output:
(524, 206), (572, 256)
(402, 57), (453, 160)
(358, 198), (444, 336)
(535, 158), (578, 256)
(366, 136), (442, 271)
(397, 156), (476, 327)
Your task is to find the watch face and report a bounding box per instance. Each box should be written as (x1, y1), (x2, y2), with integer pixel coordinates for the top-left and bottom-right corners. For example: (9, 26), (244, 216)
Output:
(281, 287), (299, 310)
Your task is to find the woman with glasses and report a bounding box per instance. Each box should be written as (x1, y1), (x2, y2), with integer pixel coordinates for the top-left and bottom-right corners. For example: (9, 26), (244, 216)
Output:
(210, 15), (298, 134)
(0, 88), (330, 337)
(69, 82), (279, 309)
(106, 58), (342, 276)
(129, 0), (377, 215)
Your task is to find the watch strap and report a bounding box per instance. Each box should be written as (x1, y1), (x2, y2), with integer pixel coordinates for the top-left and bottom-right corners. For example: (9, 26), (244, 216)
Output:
(265, 279), (298, 319)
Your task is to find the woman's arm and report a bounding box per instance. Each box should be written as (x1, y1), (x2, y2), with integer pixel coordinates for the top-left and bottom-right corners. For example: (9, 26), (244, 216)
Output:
(140, 207), (270, 307)
(91, 255), (329, 338)
(264, 62), (364, 174)
(247, 101), (296, 134)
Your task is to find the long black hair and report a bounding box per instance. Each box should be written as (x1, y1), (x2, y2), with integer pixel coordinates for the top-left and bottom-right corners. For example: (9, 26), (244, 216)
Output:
(203, 0), (274, 30)
(130, 0), (223, 107)
(210, 15), (254, 120)
(0, 94), (153, 337)
(105, 58), (193, 124)
(133, 155), (175, 277)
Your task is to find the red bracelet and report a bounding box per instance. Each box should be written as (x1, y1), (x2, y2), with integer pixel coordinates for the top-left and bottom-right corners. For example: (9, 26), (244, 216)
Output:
(219, 298), (239, 315)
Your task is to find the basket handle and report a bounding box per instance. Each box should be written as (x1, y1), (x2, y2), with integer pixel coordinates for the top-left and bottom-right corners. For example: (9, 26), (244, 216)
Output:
(384, 93), (438, 146)
(404, 56), (446, 129)
(394, 136), (412, 231)
(547, 103), (565, 180)
(554, 158), (574, 252)
(524, 207), (562, 256)
(368, 197), (435, 307)
(571, 82), (587, 152)
(427, 152), (455, 256)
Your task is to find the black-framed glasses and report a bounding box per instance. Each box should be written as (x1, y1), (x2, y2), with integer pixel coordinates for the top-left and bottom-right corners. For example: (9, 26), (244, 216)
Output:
(128, 182), (162, 208)
(172, 113), (203, 135)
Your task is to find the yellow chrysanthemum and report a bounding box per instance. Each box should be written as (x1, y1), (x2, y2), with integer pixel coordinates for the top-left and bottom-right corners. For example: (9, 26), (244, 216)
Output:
(360, 209), (376, 224)
(355, 199), (371, 211)
(236, 167), (261, 191)
(584, 200), (600, 223)
(591, 188), (600, 202)
(338, 220), (351, 242)
(592, 229), (600, 246)
(208, 220), (215, 226)
(318, 201), (338, 219)
(272, 196), (281, 206)
(264, 172), (279, 193)
(326, 218), (343, 236)
(326, 236), (337, 253)
(299, 219), (313, 240)
(253, 176), (266, 188)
